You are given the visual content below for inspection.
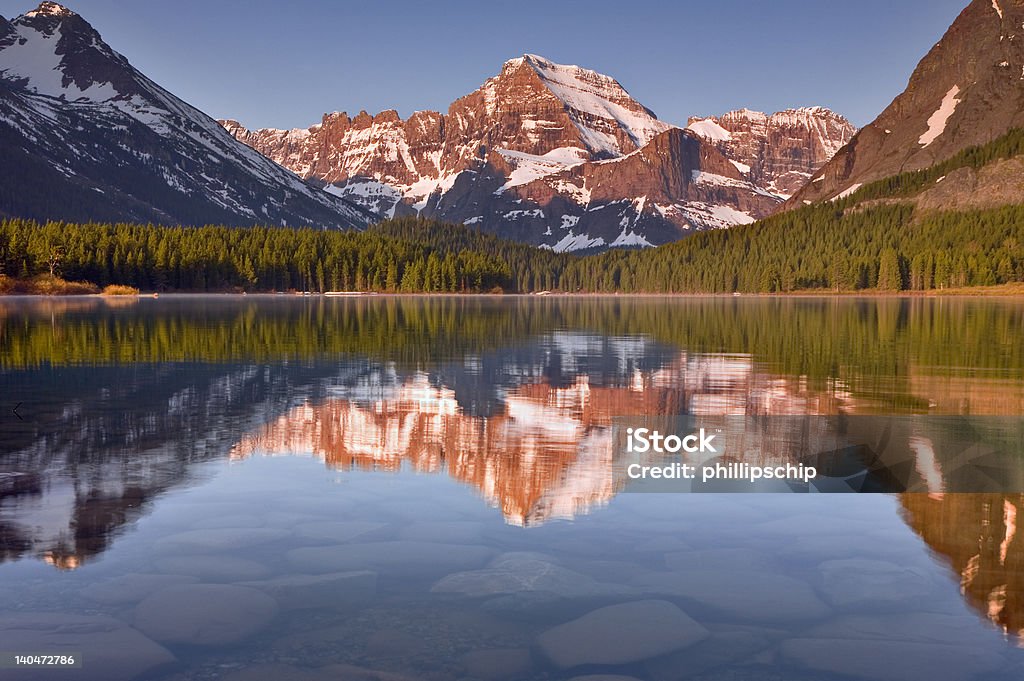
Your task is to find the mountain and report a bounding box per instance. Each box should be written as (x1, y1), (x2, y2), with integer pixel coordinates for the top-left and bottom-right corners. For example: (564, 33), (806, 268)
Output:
(686, 107), (856, 198)
(0, 2), (371, 229)
(793, 0), (1024, 205)
(222, 55), (800, 251)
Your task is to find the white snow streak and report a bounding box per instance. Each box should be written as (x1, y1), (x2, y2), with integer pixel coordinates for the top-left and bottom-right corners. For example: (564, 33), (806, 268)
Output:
(919, 86), (961, 147)
(831, 183), (863, 202)
(687, 118), (732, 142)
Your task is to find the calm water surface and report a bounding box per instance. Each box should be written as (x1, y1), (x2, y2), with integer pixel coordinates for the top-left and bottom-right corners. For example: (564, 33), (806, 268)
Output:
(1, 295), (1024, 681)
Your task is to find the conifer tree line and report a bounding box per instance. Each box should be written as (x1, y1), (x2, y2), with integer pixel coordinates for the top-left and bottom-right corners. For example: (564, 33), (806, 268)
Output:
(840, 127), (1024, 204)
(568, 202), (1024, 293)
(2, 201), (1024, 294)
(0, 220), (513, 293)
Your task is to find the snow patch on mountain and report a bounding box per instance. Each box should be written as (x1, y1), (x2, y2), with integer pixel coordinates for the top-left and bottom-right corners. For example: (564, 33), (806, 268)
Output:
(831, 183), (864, 202)
(730, 159), (751, 174)
(495, 147), (588, 192)
(542, 230), (607, 253)
(521, 54), (672, 154)
(325, 179), (403, 217)
(678, 202), (756, 229)
(687, 118), (732, 142)
(610, 228), (654, 248)
(919, 86), (961, 147)
(560, 215), (580, 230)
(0, 12), (117, 101)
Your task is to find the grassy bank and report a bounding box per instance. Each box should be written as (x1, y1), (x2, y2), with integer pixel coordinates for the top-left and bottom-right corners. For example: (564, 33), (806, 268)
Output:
(0, 274), (99, 295)
(101, 284), (140, 296)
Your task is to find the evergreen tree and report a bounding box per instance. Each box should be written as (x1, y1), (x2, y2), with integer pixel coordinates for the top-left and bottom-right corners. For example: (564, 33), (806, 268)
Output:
(877, 249), (904, 291)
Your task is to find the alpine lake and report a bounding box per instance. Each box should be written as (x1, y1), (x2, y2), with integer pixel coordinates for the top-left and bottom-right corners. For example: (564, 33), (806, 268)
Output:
(2, 294), (1024, 681)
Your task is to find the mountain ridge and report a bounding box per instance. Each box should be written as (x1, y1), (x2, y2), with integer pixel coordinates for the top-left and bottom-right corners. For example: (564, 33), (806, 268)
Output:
(222, 55), (852, 251)
(793, 0), (1024, 205)
(0, 2), (373, 229)
(687, 107), (856, 197)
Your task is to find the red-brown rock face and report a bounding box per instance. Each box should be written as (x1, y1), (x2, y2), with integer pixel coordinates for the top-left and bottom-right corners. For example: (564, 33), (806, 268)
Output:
(221, 55), (846, 249)
(792, 0), (1024, 204)
(687, 108), (857, 197)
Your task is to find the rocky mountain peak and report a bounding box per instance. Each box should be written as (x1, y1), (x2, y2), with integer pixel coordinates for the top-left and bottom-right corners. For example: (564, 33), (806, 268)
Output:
(5, 0), (140, 101)
(221, 54), (796, 250)
(25, 1), (75, 18)
(17, 1), (91, 40)
(793, 0), (1024, 203)
(0, 1), (371, 229)
(687, 106), (856, 197)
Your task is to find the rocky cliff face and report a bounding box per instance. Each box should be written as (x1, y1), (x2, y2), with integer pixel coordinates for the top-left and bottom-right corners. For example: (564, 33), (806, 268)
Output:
(222, 55), (789, 250)
(687, 108), (856, 198)
(793, 0), (1024, 204)
(0, 2), (371, 229)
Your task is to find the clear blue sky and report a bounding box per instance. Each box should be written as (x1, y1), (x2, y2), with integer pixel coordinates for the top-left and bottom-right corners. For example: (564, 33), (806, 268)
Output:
(2, 0), (970, 130)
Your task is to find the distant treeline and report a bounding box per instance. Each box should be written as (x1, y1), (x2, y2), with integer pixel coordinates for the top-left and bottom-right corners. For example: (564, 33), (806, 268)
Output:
(0, 219), (513, 293)
(582, 202), (1024, 293)
(3, 203), (1024, 294)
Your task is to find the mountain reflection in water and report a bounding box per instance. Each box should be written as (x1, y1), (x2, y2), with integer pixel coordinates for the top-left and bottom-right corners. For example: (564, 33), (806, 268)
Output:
(3, 295), (1024, 652)
(229, 350), (851, 526)
(902, 494), (1024, 640)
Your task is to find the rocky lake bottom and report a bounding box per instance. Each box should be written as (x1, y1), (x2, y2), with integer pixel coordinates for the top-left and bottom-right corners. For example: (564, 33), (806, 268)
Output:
(2, 457), (1023, 681)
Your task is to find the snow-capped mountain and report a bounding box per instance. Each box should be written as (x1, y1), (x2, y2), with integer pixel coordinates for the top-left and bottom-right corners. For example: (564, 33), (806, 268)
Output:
(794, 0), (1024, 204)
(687, 108), (856, 198)
(222, 55), (794, 251)
(0, 2), (371, 229)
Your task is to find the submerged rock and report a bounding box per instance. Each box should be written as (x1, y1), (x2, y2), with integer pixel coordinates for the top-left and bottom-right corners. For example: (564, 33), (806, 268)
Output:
(633, 570), (830, 623)
(0, 612), (174, 681)
(396, 521), (483, 543)
(294, 521), (387, 543)
(239, 570), (376, 610)
(320, 663), (424, 681)
(431, 554), (632, 598)
(645, 624), (780, 681)
(80, 573), (198, 604)
(221, 664), (323, 681)
(815, 558), (935, 608)
(154, 527), (289, 552)
(286, 541), (493, 575)
(224, 663), (425, 681)
(779, 638), (1005, 681)
(779, 612), (1010, 681)
(797, 612), (1005, 648)
(537, 599), (708, 669)
(460, 648), (534, 680)
(134, 584), (279, 646)
(154, 555), (273, 581)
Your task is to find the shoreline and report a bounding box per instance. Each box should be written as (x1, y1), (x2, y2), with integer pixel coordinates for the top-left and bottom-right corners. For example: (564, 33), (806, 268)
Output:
(1, 286), (1023, 300)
